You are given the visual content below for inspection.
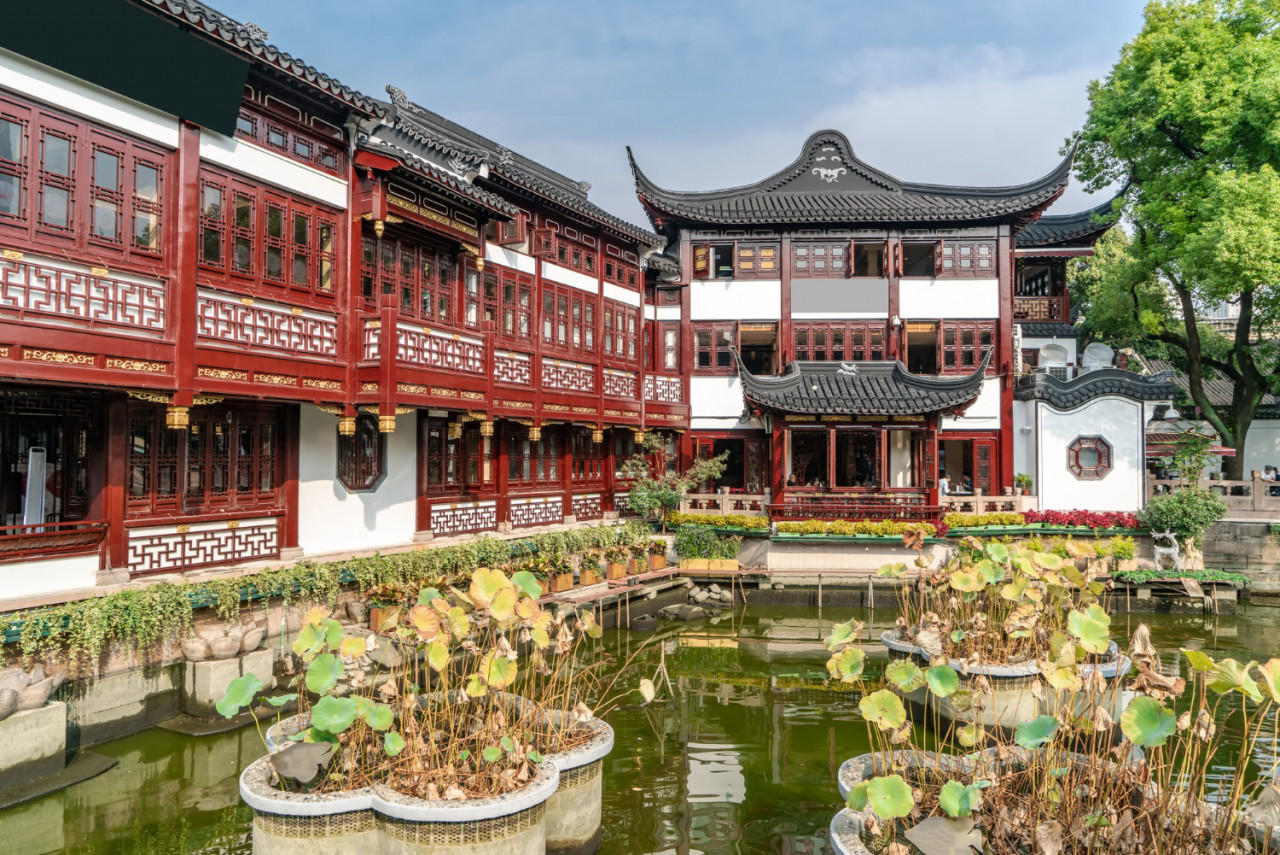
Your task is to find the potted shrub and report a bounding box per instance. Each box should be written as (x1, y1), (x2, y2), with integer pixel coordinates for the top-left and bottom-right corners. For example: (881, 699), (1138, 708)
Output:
(546, 555), (575, 593)
(708, 533), (740, 572)
(647, 539), (668, 571)
(825, 615), (1280, 855)
(604, 546), (628, 580)
(579, 553), (603, 586)
(364, 583), (405, 634)
(222, 568), (618, 855)
(674, 525), (715, 570)
(1014, 472), (1033, 495)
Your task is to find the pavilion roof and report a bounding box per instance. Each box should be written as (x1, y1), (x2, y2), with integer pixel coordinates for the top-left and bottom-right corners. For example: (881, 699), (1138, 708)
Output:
(1015, 189), (1124, 249)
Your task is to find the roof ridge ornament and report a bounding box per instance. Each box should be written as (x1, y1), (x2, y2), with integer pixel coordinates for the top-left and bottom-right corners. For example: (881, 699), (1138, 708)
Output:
(838, 361), (859, 376)
(242, 21), (269, 42)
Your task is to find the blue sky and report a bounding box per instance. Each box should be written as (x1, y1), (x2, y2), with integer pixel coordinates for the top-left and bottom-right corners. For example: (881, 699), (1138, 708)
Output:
(214, 0), (1147, 228)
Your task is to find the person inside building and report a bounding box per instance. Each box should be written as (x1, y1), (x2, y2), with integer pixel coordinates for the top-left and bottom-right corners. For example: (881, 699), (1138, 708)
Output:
(939, 473), (951, 498)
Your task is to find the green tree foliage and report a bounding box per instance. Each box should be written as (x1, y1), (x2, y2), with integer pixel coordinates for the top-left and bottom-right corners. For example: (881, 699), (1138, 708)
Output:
(619, 431), (727, 526)
(1072, 0), (1280, 477)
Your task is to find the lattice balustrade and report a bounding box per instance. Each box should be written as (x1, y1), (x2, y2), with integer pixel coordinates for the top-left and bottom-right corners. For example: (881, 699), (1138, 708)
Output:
(197, 290), (337, 358)
(429, 500), (497, 536)
(613, 491), (638, 517)
(0, 254), (166, 335)
(571, 493), (602, 520)
(603, 368), (637, 399)
(644, 374), (683, 403)
(509, 495), (564, 528)
(362, 323), (380, 361)
(397, 324), (485, 373)
(494, 351), (532, 386)
(541, 359), (594, 393)
(127, 517), (279, 576)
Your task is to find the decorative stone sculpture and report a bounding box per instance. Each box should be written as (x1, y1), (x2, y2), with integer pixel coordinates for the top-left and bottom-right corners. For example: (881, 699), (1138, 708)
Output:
(1152, 530), (1183, 571)
(0, 666), (67, 718)
(181, 619), (269, 661)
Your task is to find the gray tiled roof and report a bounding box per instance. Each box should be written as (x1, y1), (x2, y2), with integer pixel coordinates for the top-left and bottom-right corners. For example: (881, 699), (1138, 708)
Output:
(1015, 368), (1178, 408)
(379, 89), (662, 248)
(630, 130), (1073, 229)
(141, 0), (383, 116)
(736, 349), (990, 416)
(1143, 359), (1280, 419)
(363, 135), (520, 218)
(1016, 190), (1123, 248)
(1018, 322), (1081, 338)
(645, 252), (680, 275)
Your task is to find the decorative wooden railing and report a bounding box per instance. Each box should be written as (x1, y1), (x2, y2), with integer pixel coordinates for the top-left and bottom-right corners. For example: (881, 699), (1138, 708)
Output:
(940, 493), (1039, 514)
(1014, 295), (1070, 323)
(680, 491), (770, 515)
(1148, 475), (1280, 519)
(767, 495), (944, 524)
(0, 519), (107, 564)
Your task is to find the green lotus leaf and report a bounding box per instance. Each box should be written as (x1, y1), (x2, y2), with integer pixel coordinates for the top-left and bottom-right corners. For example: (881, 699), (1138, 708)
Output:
(363, 702), (393, 732)
(1120, 696), (1178, 747)
(480, 652), (518, 689)
(448, 606), (471, 640)
(263, 693), (298, 708)
(878, 562), (909, 578)
(985, 541), (1009, 564)
(339, 636), (367, 660)
(1067, 604), (1111, 655)
(290, 623), (325, 659)
(465, 674), (488, 698)
(1183, 649), (1215, 672)
(427, 640), (450, 673)
(215, 673), (263, 719)
(826, 647), (866, 683)
(1062, 566), (1086, 588)
(528, 749), (544, 763)
(886, 660), (926, 693)
(867, 774), (915, 819)
(482, 745), (502, 762)
(956, 723), (985, 748)
(305, 653), (343, 696)
(859, 689), (907, 731)
(323, 619), (344, 651)
(1257, 659), (1280, 703)
(1033, 552), (1064, 571)
(999, 576), (1029, 602)
(384, 731), (406, 756)
(975, 558), (1005, 585)
(949, 570), (985, 593)
(1014, 714), (1060, 749)
(531, 627), (551, 649)
(579, 609), (603, 639)
(489, 587), (518, 622)
(510, 570), (542, 600)
(310, 694), (359, 734)
(1208, 658), (1263, 703)
(846, 781), (869, 812)
(938, 779), (991, 818)
(469, 567), (512, 610)
(500, 736), (515, 753)
(950, 629), (966, 644)
(926, 664), (960, 698)
(824, 621), (856, 651)
(1012, 555), (1038, 578)
(416, 586), (441, 605)
(1043, 664), (1082, 692)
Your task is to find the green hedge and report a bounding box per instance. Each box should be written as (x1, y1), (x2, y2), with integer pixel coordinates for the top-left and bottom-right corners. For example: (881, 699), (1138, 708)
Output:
(1112, 567), (1248, 586)
(775, 520), (938, 537)
(665, 512), (769, 530)
(944, 512), (1026, 529)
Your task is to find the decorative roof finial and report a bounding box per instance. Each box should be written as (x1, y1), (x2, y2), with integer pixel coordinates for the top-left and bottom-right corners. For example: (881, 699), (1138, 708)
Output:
(576, 181), (591, 196)
(385, 85), (409, 110)
(242, 22), (269, 42)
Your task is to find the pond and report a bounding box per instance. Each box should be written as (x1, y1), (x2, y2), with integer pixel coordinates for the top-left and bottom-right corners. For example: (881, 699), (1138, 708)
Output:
(2, 602), (1278, 854)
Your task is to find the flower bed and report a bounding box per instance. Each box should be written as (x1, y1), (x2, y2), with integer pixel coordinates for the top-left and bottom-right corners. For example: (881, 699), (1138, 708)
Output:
(775, 520), (941, 538)
(1024, 508), (1142, 529)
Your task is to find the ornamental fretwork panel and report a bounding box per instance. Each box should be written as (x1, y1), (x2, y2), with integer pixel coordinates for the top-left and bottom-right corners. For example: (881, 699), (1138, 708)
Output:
(429, 500), (497, 536)
(572, 493), (602, 520)
(541, 360), (594, 393)
(197, 290), (338, 358)
(0, 255), (166, 336)
(397, 324), (484, 373)
(363, 324), (380, 361)
(509, 495), (564, 528)
(494, 351), (532, 386)
(613, 490), (639, 517)
(127, 517), (279, 576)
(602, 369), (637, 399)
(644, 375), (683, 404)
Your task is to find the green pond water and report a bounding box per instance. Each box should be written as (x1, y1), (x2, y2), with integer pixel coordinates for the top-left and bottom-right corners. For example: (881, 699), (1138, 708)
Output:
(2, 603), (1278, 854)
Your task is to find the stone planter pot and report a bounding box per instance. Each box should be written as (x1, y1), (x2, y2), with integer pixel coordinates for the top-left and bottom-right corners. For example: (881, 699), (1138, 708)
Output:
(605, 563), (626, 581)
(265, 713), (309, 753)
(543, 717), (614, 855)
(880, 631), (1132, 730)
(708, 559), (738, 571)
(240, 753), (559, 855)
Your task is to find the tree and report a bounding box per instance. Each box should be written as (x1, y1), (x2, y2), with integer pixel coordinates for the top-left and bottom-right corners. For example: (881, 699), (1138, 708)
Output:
(619, 431), (727, 527)
(1071, 0), (1280, 478)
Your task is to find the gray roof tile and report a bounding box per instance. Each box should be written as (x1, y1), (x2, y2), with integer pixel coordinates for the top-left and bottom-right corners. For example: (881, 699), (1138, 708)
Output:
(1015, 369), (1178, 408)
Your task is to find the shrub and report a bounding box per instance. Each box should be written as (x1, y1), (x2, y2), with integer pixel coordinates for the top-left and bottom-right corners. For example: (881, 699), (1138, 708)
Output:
(672, 525), (740, 561)
(1112, 566), (1247, 585)
(943, 512), (1026, 529)
(775, 520), (938, 537)
(1138, 488), (1227, 546)
(664, 512), (769, 529)
(1024, 509), (1143, 529)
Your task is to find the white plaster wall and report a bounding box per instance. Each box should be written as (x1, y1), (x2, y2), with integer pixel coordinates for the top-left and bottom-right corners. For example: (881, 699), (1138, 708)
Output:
(690, 376), (745, 420)
(644, 306), (682, 321)
(603, 282), (640, 307)
(541, 262), (598, 294)
(899, 279), (998, 319)
(940, 380), (1001, 431)
(1021, 335), (1078, 365)
(297, 406), (418, 556)
(888, 430), (913, 487)
(0, 553), (98, 600)
(199, 132), (348, 209)
(1013, 400), (1037, 488)
(1243, 420), (1280, 476)
(484, 244), (536, 275)
(690, 280), (781, 321)
(1036, 398), (1144, 512)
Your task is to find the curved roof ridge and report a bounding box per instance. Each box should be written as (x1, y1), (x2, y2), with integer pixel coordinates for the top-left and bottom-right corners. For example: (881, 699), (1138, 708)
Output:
(1017, 185), (1126, 248)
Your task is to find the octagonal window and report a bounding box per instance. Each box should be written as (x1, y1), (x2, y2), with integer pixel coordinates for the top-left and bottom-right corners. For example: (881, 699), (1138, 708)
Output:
(1067, 435), (1112, 480)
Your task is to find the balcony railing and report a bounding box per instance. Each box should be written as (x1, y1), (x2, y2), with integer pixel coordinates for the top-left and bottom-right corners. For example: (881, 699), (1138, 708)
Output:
(1148, 475), (1280, 519)
(767, 494), (944, 524)
(1015, 295), (1070, 323)
(0, 519), (108, 564)
(680, 491), (770, 515)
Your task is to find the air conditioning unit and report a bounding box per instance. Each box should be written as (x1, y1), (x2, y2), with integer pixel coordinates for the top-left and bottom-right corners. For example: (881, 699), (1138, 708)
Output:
(1045, 364), (1074, 382)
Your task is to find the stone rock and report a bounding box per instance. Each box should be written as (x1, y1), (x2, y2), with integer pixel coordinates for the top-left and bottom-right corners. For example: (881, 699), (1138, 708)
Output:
(719, 591), (734, 603)
(210, 636), (241, 660)
(345, 601), (367, 622)
(28, 666), (45, 684)
(241, 627), (266, 653)
(46, 666), (67, 694)
(646, 591), (657, 600)
(693, 591), (710, 604)
(180, 637), (211, 662)
(16, 676), (57, 711)
(775, 584), (785, 590)
(675, 605), (707, 622)
(629, 614), (658, 632)
(0, 687), (16, 721)
(709, 584), (722, 595)
(682, 578), (694, 589)
(0, 668), (28, 693)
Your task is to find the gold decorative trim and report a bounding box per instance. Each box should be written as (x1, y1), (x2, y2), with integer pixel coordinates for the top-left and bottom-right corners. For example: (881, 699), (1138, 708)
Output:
(176, 524), (191, 534)
(193, 395), (224, 406)
(314, 404), (342, 416)
(226, 520), (240, 529)
(361, 382), (379, 393)
(197, 367), (249, 381)
(290, 307), (304, 316)
(447, 422), (462, 440)
(479, 420), (494, 437)
(378, 415), (396, 433)
(428, 387), (458, 397)
(386, 195), (479, 238)
(0, 346), (11, 358)
(255, 373), (297, 386)
(591, 429), (603, 444)
(107, 357), (167, 373)
(545, 404), (570, 412)
(572, 406), (595, 414)
(166, 405), (189, 430)
(395, 406), (415, 415)
(240, 297), (254, 306)
(2, 249), (23, 260)
(398, 383), (429, 395)
(89, 266), (109, 277)
(460, 390), (484, 400)
(338, 416), (356, 436)
(506, 417), (534, 427)
(500, 399), (533, 409)
(302, 378), (342, 390)
(128, 390), (172, 404)
(25, 348), (94, 366)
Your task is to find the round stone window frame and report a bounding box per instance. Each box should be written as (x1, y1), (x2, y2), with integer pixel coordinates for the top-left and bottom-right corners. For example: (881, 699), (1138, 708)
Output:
(1066, 435), (1113, 480)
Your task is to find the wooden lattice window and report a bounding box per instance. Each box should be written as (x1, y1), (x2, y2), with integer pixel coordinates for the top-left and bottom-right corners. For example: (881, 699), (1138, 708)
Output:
(1067, 436), (1112, 480)
(507, 426), (560, 486)
(792, 241), (848, 277)
(940, 321), (996, 375)
(359, 235), (454, 322)
(793, 322), (886, 361)
(660, 322), (680, 372)
(694, 323), (736, 375)
(735, 243), (779, 278)
(937, 240), (996, 278)
(232, 106), (344, 176)
(423, 417), (461, 488)
(499, 269), (534, 340)
(338, 415), (385, 492)
(570, 428), (604, 486)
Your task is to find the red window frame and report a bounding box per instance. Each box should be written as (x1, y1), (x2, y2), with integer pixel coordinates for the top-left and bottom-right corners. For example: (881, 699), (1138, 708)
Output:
(464, 263), (498, 330)
(337, 415), (385, 492)
(694, 322), (737, 375)
(233, 106), (344, 176)
(658, 321), (680, 372)
(497, 268), (534, 341)
(792, 241), (848, 277)
(570, 427), (604, 487)
(0, 92), (169, 267)
(937, 240), (996, 278)
(735, 242), (780, 279)
(423, 417), (463, 490)
(793, 322), (887, 361)
(940, 321), (997, 375)
(199, 167), (338, 306)
(359, 233), (456, 324)
(1067, 436), (1113, 480)
(507, 425), (561, 488)
(541, 281), (595, 357)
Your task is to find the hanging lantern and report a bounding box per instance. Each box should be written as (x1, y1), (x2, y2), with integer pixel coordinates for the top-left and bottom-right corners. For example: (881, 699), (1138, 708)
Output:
(165, 405), (189, 430)
(378, 415), (396, 433)
(480, 420), (494, 437)
(338, 416), (356, 436)
(633, 428), (646, 444)
(592, 429), (604, 444)
(373, 218), (385, 238)
(447, 422), (462, 440)
(528, 426), (542, 442)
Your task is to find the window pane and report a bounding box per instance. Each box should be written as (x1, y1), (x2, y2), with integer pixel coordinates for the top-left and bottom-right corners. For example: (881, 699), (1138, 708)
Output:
(0, 173), (20, 216)
(203, 226), (222, 263)
(268, 128), (286, 148)
(266, 205), (283, 238)
(1078, 447), (1100, 469)
(318, 223), (333, 252)
(94, 150), (119, 191)
(41, 185), (69, 227)
(293, 213), (308, 245)
(92, 200), (118, 240)
(43, 134), (70, 176)
(293, 253), (308, 285)
(133, 212), (158, 249)
(0, 119), (22, 162)
(235, 115), (255, 135)
(266, 247), (282, 278)
(319, 258), (332, 292)
(235, 194), (252, 228)
(203, 186), (222, 218)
